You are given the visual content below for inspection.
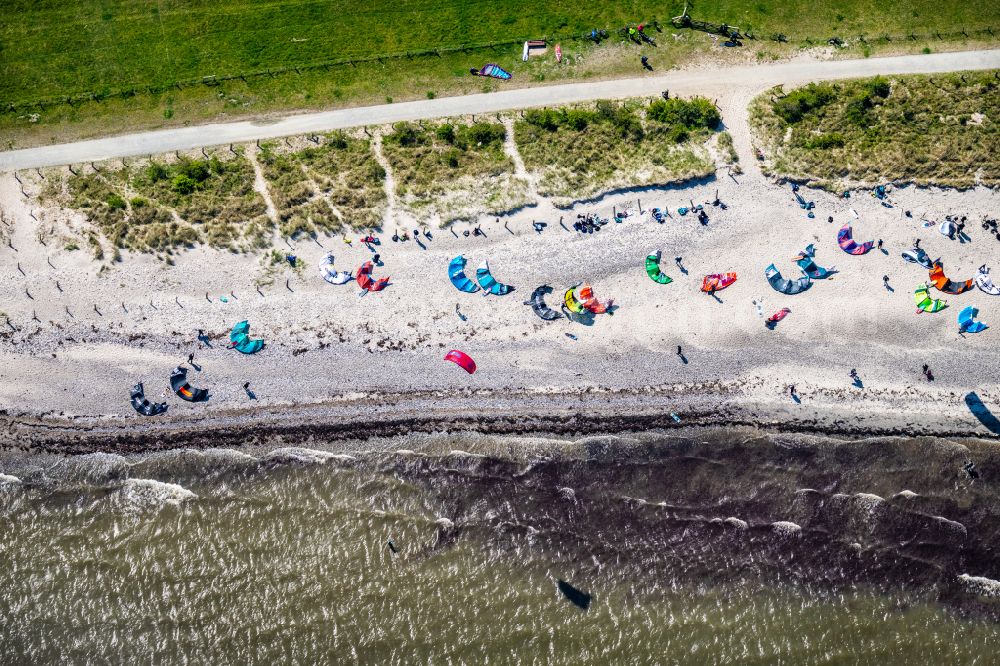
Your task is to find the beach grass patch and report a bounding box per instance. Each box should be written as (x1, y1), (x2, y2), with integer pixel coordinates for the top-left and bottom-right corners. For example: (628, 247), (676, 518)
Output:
(381, 120), (529, 223)
(750, 70), (1000, 188)
(514, 98), (718, 204)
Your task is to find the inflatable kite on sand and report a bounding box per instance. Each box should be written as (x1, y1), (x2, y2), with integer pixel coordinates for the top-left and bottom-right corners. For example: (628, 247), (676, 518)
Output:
(130, 382), (167, 416)
(914, 284), (947, 313)
(476, 260), (514, 296)
(976, 265), (1000, 296)
(524, 285), (562, 321)
(929, 261), (974, 295)
(837, 224), (874, 255)
(794, 244), (836, 279)
(170, 366), (209, 402)
(765, 264), (812, 295)
(578, 283), (613, 314)
(645, 252), (673, 284)
(448, 255), (479, 293)
(444, 349), (477, 374)
(318, 253), (353, 285)
(959, 307), (989, 334)
(701, 273), (737, 293)
(471, 63), (512, 80)
(902, 247), (934, 269)
(564, 285), (586, 314)
(229, 320), (264, 354)
(766, 308), (791, 329)
(357, 261), (390, 292)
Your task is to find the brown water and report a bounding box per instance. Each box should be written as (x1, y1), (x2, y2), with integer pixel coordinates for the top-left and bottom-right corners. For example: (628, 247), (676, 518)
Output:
(1, 430), (998, 663)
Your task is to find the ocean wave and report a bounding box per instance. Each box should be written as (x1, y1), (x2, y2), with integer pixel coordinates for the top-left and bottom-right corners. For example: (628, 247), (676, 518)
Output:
(958, 574), (1000, 599)
(894, 490), (919, 499)
(262, 447), (341, 465)
(118, 478), (197, 508)
(0, 473), (21, 485)
(771, 521), (802, 536)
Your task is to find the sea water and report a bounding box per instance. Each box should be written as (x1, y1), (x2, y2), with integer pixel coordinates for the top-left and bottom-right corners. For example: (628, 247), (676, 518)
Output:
(1, 430), (998, 663)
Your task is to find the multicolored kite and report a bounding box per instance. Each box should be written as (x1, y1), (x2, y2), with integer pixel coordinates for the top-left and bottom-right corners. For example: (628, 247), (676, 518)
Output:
(701, 273), (737, 292)
(837, 224), (874, 255)
(976, 265), (1000, 296)
(471, 63), (512, 80)
(929, 261), (974, 295)
(914, 284), (947, 313)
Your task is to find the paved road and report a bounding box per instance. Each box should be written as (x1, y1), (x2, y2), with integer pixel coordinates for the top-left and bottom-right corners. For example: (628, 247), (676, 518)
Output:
(2, 49), (999, 171)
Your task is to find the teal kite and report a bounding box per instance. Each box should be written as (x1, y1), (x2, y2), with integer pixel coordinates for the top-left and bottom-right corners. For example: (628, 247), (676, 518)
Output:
(229, 320), (264, 354)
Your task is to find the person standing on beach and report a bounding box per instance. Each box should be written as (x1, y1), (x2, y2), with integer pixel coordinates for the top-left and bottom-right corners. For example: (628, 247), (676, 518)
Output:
(877, 239), (884, 250)
(676, 345), (683, 357)
(914, 238), (921, 250)
(188, 352), (194, 365)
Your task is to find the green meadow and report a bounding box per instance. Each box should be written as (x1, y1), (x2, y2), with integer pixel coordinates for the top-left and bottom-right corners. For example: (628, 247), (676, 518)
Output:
(2, 0), (999, 146)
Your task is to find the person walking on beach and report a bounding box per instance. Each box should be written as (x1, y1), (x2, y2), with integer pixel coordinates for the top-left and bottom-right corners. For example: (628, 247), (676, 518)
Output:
(922, 364), (935, 381)
(674, 256), (683, 268)
(187, 352), (194, 365)
(882, 275), (890, 289)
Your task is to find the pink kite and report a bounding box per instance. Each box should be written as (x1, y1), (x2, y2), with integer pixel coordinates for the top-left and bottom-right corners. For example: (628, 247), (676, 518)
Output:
(444, 350), (476, 374)
(837, 224), (874, 255)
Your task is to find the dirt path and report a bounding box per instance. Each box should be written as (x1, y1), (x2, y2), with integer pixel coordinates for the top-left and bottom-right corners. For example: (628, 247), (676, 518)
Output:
(3, 49), (998, 171)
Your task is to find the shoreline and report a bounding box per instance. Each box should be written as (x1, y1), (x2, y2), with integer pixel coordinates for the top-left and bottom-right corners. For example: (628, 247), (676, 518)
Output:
(4, 384), (998, 455)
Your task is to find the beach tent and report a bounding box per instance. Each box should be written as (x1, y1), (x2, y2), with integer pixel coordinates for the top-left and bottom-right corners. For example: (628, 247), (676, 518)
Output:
(448, 256), (480, 293)
(523, 285), (562, 321)
(837, 224), (874, 255)
(444, 349), (477, 374)
(170, 366), (209, 402)
(130, 382), (167, 416)
(645, 252), (673, 284)
(929, 261), (974, 295)
(318, 253), (353, 285)
(701, 273), (737, 292)
(959, 306), (989, 334)
(476, 260), (514, 296)
(229, 320), (264, 354)
(976, 265), (1000, 296)
(914, 284), (947, 313)
(578, 283), (613, 314)
(765, 263), (812, 295)
(794, 244), (836, 279)
(471, 63), (512, 80)
(902, 247), (934, 269)
(357, 261), (390, 292)
(564, 285), (587, 314)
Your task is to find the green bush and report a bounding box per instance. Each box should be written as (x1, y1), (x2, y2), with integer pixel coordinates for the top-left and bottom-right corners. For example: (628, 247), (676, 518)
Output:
(647, 97), (720, 129)
(524, 108), (560, 131)
(436, 123), (456, 144)
(145, 162), (168, 182)
(804, 132), (846, 149)
(105, 193), (126, 210)
(387, 122), (423, 147)
(463, 121), (505, 146)
(772, 83), (836, 123)
(171, 173), (198, 194)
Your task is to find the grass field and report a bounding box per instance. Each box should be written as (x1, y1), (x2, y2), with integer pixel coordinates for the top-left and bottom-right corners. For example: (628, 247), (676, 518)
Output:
(381, 120), (530, 222)
(515, 98), (718, 203)
(750, 70), (1000, 188)
(3, 1), (1000, 147)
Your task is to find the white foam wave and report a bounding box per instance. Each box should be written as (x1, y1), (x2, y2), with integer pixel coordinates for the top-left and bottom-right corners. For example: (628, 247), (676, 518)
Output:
(958, 574), (1000, 599)
(119, 479), (197, 508)
(557, 487), (576, 502)
(448, 449), (484, 458)
(894, 490), (919, 499)
(435, 517), (455, 529)
(771, 521), (802, 535)
(263, 447), (338, 465)
(724, 517), (749, 530)
(934, 516), (967, 537)
(0, 473), (21, 485)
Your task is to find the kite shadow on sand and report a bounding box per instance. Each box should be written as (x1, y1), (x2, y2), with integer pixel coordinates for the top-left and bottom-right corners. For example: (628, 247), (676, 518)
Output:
(965, 392), (1000, 435)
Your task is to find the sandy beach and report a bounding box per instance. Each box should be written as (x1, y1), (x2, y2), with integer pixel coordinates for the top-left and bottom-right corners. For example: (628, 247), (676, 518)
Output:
(1, 79), (999, 454)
